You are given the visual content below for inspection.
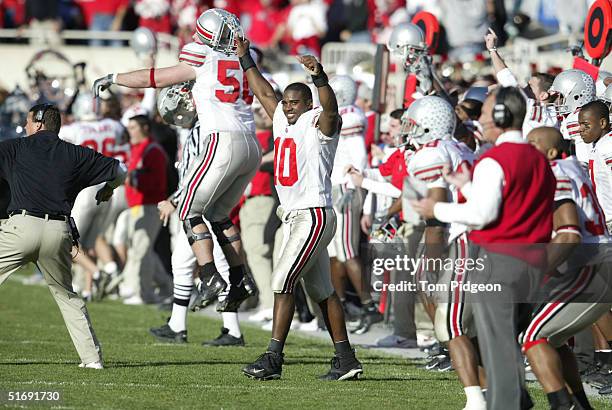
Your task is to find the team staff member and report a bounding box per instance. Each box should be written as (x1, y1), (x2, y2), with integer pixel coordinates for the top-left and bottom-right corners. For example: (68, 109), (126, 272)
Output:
(0, 104), (126, 369)
(413, 87), (556, 409)
(122, 115), (172, 304)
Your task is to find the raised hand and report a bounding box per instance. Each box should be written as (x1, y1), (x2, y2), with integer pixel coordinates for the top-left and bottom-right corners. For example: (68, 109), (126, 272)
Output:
(92, 74), (114, 98)
(236, 37), (250, 58)
(442, 163), (471, 189)
(296, 55), (321, 75)
(484, 27), (498, 50)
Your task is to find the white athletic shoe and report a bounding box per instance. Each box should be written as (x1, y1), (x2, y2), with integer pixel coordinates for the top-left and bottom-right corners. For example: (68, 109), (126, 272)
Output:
(78, 361), (104, 369)
(123, 295), (144, 305)
(248, 308), (274, 322)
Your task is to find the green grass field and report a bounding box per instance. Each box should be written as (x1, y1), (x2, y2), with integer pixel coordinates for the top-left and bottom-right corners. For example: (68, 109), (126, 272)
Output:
(0, 277), (608, 409)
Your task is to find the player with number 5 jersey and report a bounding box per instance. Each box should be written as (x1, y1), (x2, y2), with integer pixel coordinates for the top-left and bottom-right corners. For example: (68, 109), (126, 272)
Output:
(236, 36), (363, 382)
(92, 8), (261, 311)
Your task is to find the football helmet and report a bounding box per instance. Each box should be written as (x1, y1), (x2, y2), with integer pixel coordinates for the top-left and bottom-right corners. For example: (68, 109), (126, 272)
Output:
(131, 27), (158, 56)
(548, 69), (595, 115)
(387, 23), (427, 67)
(369, 215), (403, 245)
(329, 75), (358, 107)
(157, 81), (196, 128)
(401, 96), (455, 146)
(195, 8), (243, 55)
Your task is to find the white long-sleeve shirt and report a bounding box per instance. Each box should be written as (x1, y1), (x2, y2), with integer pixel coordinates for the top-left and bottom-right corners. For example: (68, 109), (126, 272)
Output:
(433, 131), (525, 229)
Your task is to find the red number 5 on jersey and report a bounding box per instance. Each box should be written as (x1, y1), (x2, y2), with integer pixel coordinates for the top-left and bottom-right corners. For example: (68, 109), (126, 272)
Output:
(274, 138), (298, 186)
(216, 60), (253, 104)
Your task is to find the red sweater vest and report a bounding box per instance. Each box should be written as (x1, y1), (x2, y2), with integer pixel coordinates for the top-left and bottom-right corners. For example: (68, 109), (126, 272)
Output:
(468, 142), (555, 244)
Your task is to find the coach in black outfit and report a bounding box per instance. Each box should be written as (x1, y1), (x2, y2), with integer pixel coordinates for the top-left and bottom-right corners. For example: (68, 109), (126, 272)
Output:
(0, 103), (126, 369)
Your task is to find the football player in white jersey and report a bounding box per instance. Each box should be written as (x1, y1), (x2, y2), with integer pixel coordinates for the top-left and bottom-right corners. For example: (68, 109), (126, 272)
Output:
(549, 69), (597, 168)
(524, 126), (611, 410)
(59, 93), (128, 299)
(404, 96), (482, 409)
(578, 100), (612, 234)
(236, 37), (362, 381)
(327, 75), (382, 330)
(152, 120), (246, 346)
(93, 9), (261, 310)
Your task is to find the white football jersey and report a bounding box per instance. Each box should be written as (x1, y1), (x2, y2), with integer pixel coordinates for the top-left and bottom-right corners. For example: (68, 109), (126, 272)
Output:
(408, 138), (475, 242)
(59, 118), (128, 163)
(179, 42), (255, 136)
(331, 105), (367, 185)
(589, 131), (612, 224)
(560, 109), (590, 168)
(552, 157), (609, 243)
(272, 103), (338, 211)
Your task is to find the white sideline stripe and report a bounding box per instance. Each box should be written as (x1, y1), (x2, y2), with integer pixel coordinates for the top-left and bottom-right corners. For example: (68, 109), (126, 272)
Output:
(5, 380), (363, 392)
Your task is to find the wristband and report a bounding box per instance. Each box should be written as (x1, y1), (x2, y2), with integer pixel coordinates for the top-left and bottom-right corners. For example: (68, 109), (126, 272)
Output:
(239, 53), (256, 71)
(488, 47), (497, 53)
(311, 65), (328, 87)
(112, 73), (118, 84)
(149, 68), (156, 88)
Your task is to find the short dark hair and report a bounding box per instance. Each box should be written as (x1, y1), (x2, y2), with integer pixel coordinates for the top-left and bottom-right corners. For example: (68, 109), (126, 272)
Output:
(284, 82), (312, 102)
(534, 72), (555, 91)
(29, 103), (61, 133)
(128, 114), (151, 132)
(581, 100), (610, 123)
(495, 86), (527, 130)
(390, 108), (404, 120)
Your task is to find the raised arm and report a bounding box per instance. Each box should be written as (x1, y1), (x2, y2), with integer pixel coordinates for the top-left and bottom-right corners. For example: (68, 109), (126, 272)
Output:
(93, 64), (196, 97)
(484, 28), (511, 78)
(236, 37), (279, 120)
(296, 55), (340, 137)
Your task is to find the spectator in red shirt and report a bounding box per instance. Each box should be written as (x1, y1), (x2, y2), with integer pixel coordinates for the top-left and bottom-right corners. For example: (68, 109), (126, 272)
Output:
(121, 115), (172, 305)
(75, 0), (129, 47)
(241, 0), (285, 50)
(134, 0), (172, 35)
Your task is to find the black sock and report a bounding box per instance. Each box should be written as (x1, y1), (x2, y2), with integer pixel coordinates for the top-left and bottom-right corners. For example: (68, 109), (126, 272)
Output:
(334, 340), (352, 354)
(547, 388), (572, 408)
(267, 338), (284, 354)
(573, 389), (592, 410)
(229, 265), (246, 287)
(594, 350), (612, 365)
(199, 262), (217, 280)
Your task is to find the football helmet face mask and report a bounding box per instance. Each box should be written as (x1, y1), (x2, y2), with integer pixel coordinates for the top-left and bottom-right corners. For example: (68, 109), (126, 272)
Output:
(401, 96), (456, 146)
(329, 75), (358, 107)
(157, 81), (196, 128)
(387, 23), (428, 68)
(195, 8), (243, 55)
(548, 69), (595, 115)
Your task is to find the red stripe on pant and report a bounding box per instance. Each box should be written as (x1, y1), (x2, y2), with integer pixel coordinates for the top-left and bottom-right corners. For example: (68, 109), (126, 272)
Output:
(282, 208), (325, 293)
(344, 196), (354, 260)
(522, 265), (593, 344)
(449, 233), (468, 339)
(179, 133), (218, 220)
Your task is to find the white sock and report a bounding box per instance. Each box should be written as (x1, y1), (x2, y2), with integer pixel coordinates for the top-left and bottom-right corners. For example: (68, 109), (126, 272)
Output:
(168, 304), (188, 332)
(104, 261), (118, 275)
(464, 386), (486, 408)
(222, 312), (241, 338)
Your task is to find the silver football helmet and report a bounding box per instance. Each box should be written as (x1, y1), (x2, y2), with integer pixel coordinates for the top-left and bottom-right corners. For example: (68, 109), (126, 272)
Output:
(548, 69), (595, 115)
(329, 75), (357, 107)
(195, 8), (243, 55)
(131, 27), (158, 55)
(387, 23), (427, 67)
(157, 81), (196, 128)
(401, 96), (456, 146)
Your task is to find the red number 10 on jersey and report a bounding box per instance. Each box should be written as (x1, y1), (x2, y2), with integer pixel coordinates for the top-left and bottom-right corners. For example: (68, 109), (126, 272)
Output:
(274, 138), (298, 186)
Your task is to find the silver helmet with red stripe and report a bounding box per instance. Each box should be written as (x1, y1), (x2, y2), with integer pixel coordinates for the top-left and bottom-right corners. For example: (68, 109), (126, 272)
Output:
(329, 75), (358, 107)
(195, 8), (243, 55)
(400, 96), (455, 146)
(157, 81), (196, 128)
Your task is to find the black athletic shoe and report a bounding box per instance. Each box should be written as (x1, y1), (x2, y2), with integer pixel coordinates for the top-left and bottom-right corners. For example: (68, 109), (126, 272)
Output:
(243, 351), (284, 380)
(202, 327), (245, 346)
(422, 348), (449, 371)
(190, 271), (227, 311)
(149, 323), (187, 344)
(582, 363), (611, 389)
(599, 383), (612, 395)
(436, 354), (453, 372)
(319, 350), (363, 381)
(216, 285), (250, 312)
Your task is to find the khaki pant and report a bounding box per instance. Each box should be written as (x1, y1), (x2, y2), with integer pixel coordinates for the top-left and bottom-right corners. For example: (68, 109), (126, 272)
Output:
(122, 205), (172, 302)
(0, 214), (101, 364)
(239, 196), (275, 310)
